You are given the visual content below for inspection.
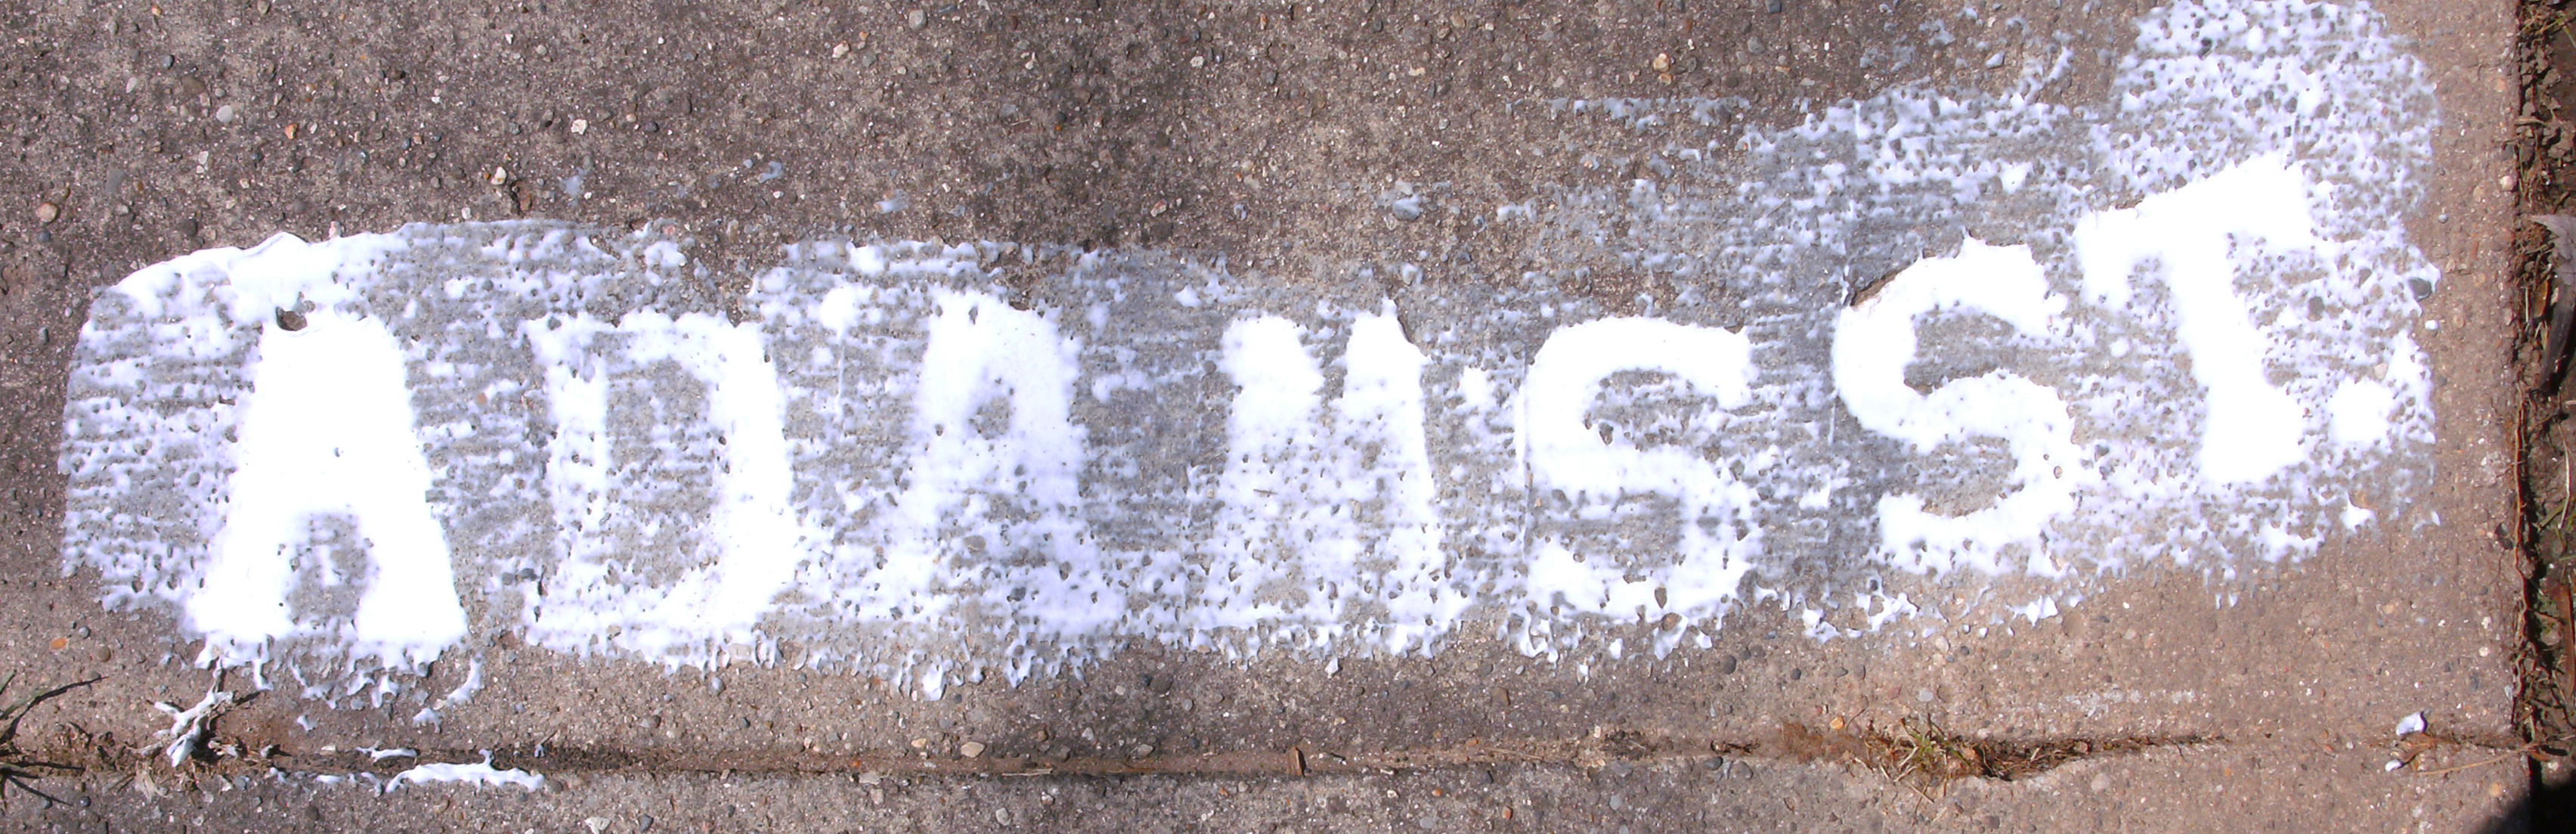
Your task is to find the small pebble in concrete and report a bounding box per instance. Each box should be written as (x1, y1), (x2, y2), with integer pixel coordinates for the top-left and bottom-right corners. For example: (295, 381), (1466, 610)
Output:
(214, 104), (236, 123)
(959, 740), (986, 758)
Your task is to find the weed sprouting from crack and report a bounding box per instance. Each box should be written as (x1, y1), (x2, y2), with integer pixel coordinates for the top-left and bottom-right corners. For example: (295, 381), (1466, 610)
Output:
(1874, 717), (1985, 784)
(0, 674), (102, 807)
(1778, 715), (2214, 794)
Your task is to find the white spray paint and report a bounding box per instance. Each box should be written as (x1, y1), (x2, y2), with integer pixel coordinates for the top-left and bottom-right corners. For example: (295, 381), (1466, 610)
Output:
(383, 758), (544, 792)
(1517, 318), (1760, 616)
(2074, 155), (2322, 485)
(52, 0), (2444, 696)
(195, 307), (468, 665)
(1833, 239), (2088, 577)
(520, 312), (818, 659)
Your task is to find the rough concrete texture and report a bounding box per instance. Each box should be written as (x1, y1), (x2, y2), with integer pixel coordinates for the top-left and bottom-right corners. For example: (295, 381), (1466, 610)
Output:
(0, 740), (2537, 833)
(0, 0), (2539, 829)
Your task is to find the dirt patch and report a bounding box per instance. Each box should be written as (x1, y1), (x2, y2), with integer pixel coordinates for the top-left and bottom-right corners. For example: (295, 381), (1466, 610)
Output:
(2515, 0), (2576, 824)
(0, 674), (94, 805)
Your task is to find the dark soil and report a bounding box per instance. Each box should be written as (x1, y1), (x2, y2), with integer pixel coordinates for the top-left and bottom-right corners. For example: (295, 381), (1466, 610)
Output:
(2515, 0), (2576, 826)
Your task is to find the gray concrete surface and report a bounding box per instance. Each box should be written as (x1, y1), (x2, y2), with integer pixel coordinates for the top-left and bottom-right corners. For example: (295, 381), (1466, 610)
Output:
(0, 0), (2537, 829)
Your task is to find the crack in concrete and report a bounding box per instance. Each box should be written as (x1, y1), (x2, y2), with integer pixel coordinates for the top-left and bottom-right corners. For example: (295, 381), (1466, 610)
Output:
(61, 723), (2220, 787)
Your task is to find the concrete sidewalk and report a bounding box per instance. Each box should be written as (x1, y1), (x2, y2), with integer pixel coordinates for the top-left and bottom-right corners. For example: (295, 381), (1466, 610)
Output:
(0, 0), (2534, 829)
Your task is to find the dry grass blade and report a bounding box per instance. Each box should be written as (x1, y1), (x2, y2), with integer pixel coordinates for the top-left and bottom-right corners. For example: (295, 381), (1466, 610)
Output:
(1865, 718), (1979, 784)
